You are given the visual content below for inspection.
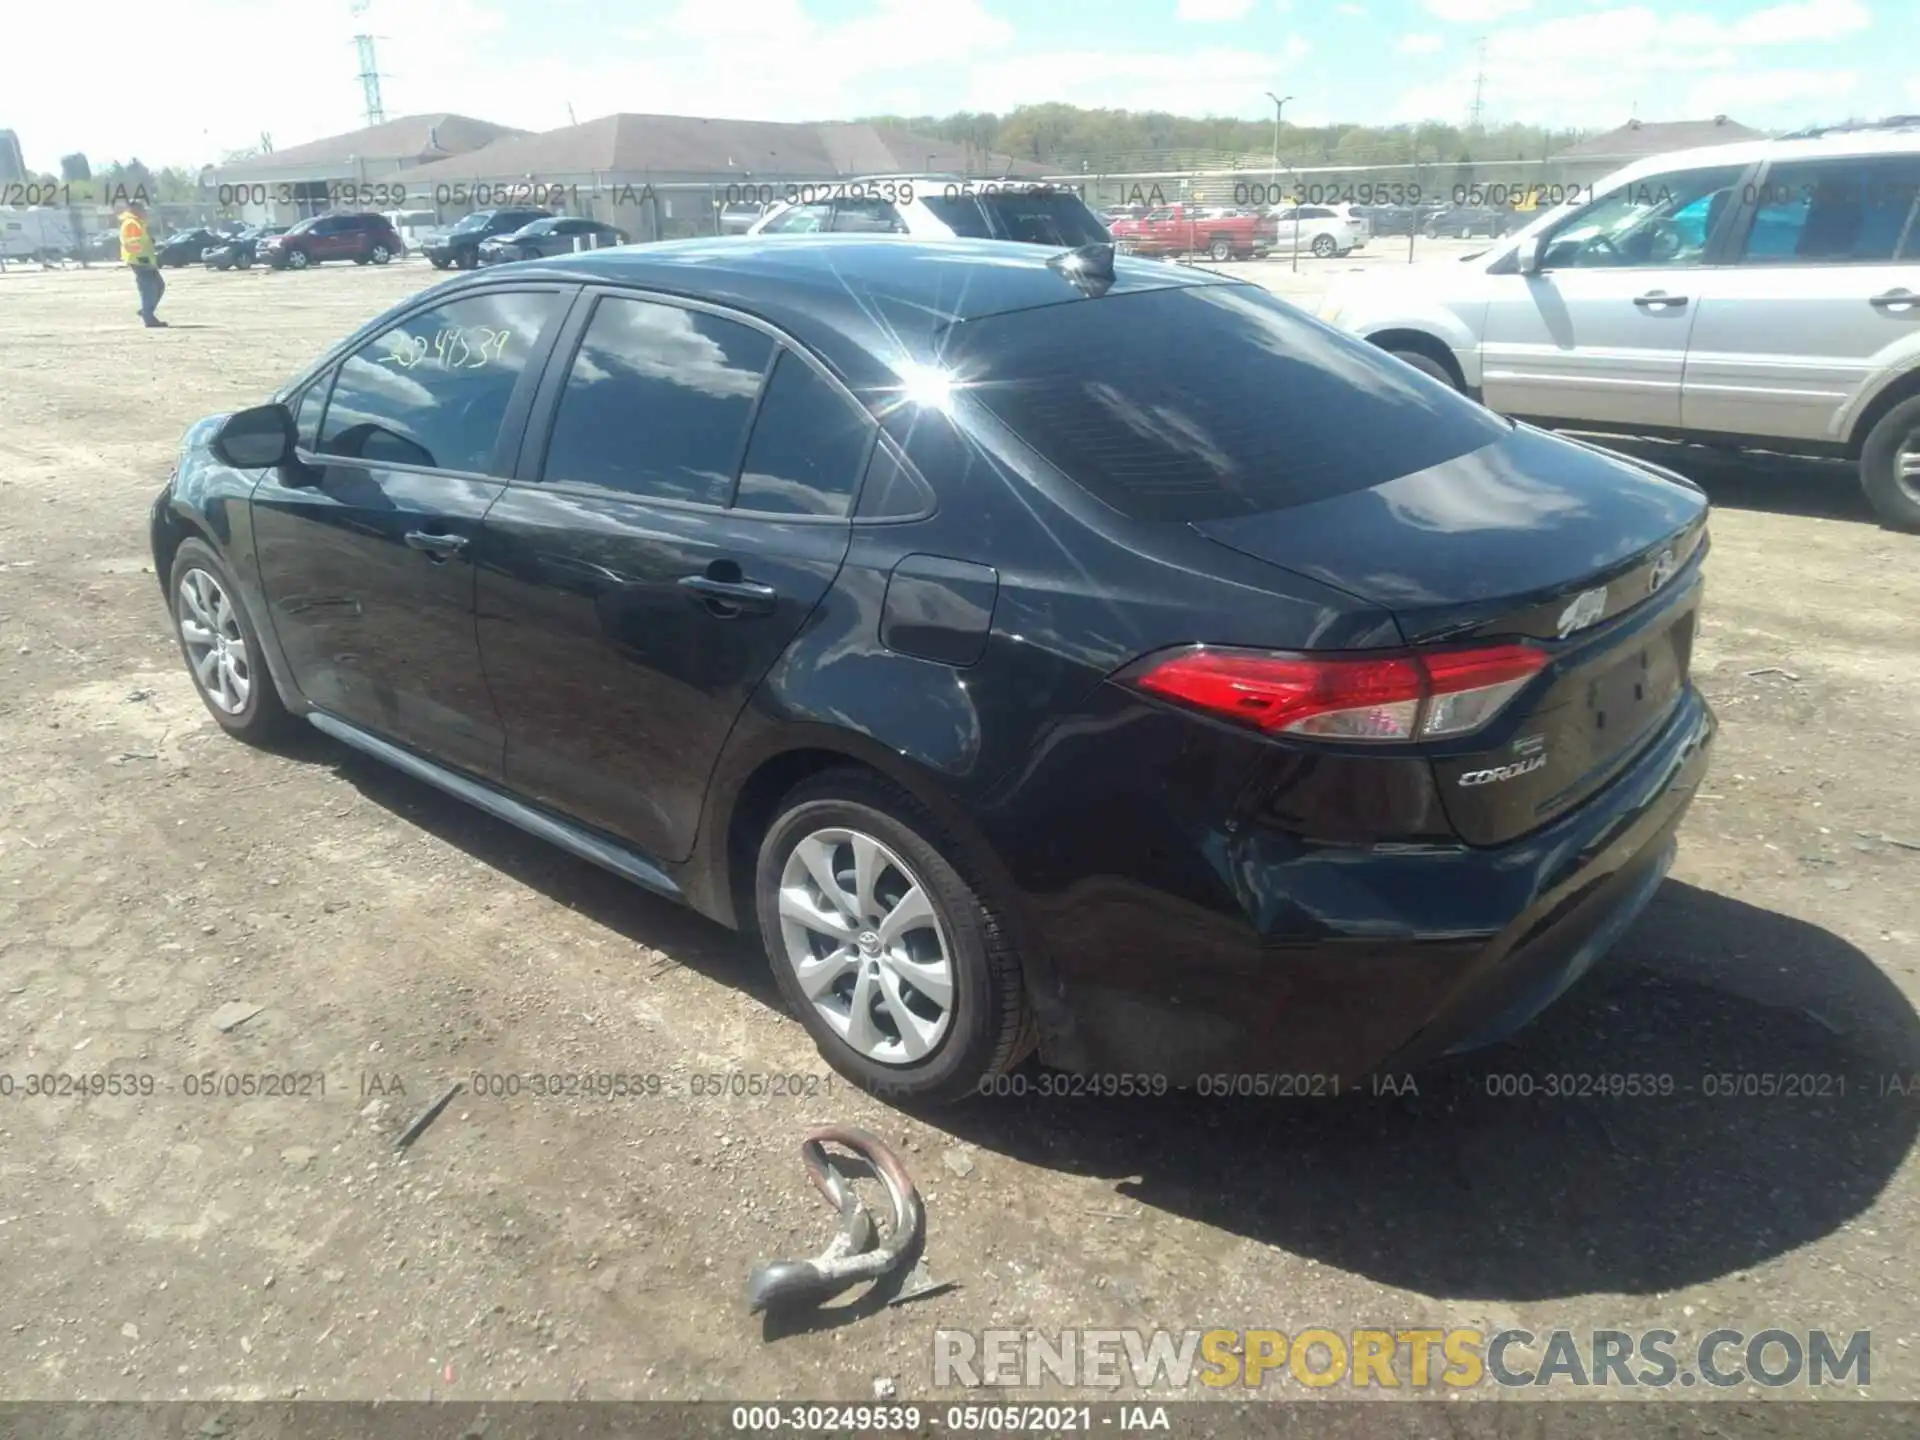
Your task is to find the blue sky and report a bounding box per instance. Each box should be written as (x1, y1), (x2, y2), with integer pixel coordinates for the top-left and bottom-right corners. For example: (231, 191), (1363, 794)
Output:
(12, 0), (1914, 169)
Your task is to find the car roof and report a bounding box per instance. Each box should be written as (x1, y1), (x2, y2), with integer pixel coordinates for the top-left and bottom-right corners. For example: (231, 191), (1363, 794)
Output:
(1599, 126), (1920, 186)
(425, 234), (1237, 392)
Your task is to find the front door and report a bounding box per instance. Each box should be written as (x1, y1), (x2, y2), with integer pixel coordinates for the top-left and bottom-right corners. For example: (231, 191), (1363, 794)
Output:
(251, 287), (571, 777)
(1682, 154), (1920, 442)
(477, 292), (871, 861)
(1480, 164), (1745, 429)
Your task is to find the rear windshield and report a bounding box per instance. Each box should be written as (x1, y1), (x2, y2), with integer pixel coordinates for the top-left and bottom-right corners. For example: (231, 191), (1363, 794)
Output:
(946, 284), (1509, 521)
(921, 190), (1110, 247)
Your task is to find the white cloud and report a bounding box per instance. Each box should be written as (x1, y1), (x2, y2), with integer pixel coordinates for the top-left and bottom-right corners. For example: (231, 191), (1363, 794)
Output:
(1335, 1), (1366, 12)
(1392, 3), (1885, 129)
(1176, 0), (1256, 19)
(1423, 0), (1532, 22)
(1732, 0), (1871, 45)
(964, 41), (1312, 118)
(1397, 33), (1445, 54)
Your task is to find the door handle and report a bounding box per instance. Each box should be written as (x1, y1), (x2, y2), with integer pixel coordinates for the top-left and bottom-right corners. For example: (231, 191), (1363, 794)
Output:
(678, 573), (778, 617)
(1870, 289), (1917, 311)
(1632, 291), (1688, 309)
(404, 530), (470, 560)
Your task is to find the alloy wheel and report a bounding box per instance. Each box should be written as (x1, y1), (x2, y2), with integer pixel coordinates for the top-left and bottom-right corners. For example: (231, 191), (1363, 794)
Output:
(776, 827), (955, 1066)
(177, 568), (252, 714)
(1898, 434), (1920, 504)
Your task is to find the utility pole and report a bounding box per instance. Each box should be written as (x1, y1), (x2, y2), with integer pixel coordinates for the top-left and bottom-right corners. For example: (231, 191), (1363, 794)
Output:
(1468, 36), (1487, 133)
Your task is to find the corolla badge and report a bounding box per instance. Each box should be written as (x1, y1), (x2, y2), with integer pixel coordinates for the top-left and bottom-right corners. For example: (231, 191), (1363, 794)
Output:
(1647, 547), (1678, 594)
(1557, 586), (1608, 638)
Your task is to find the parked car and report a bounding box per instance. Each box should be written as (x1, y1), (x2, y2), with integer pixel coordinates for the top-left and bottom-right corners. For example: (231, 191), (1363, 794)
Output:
(748, 177), (1109, 249)
(203, 225), (289, 270)
(1263, 204), (1364, 258)
(1109, 202), (1275, 261)
(1352, 203), (1426, 237)
(155, 227), (226, 267)
(422, 208), (555, 269)
(150, 234), (1715, 1102)
(1320, 123), (1920, 530)
(1422, 204), (1517, 239)
(718, 201), (772, 235)
(478, 216), (627, 264)
(261, 213), (404, 270)
(1329, 203), (1372, 244)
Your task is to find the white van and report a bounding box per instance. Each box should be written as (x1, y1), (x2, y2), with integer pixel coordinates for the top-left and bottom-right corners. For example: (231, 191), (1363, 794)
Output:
(0, 208), (78, 264)
(1319, 121), (1920, 530)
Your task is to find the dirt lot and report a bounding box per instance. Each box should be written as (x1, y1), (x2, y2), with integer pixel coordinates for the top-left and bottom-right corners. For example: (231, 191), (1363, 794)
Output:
(0, 258), (1916, 1408)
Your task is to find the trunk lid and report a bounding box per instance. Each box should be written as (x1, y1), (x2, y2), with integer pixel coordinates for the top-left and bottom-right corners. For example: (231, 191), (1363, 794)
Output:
(1191, 425), (1709, 845)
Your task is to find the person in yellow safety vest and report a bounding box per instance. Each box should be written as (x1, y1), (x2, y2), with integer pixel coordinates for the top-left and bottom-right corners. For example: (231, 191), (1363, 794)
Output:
(120, 197), (168, 328)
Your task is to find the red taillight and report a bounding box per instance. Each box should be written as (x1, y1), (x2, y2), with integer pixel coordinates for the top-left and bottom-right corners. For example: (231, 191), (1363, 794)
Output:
(1127, 643), (1548, 742)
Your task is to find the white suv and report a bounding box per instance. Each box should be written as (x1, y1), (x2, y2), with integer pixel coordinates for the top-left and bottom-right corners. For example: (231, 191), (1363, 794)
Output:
(1266, 204), (1364, 258)
(746, 176), (1110, 247)
(1319, 123), (1920, 529)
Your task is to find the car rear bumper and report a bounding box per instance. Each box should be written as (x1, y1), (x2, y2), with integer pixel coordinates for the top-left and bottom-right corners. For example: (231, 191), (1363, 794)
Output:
(1021, 687), (1715, 1084)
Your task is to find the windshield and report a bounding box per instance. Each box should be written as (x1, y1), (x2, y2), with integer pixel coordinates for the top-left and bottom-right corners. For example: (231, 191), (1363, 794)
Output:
(947, 284), (1508, 522)
(451, 212), (493, 234)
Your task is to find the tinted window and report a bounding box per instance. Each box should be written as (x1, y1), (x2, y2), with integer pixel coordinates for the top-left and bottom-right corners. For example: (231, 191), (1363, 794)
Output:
(733, 352), (874, 515)
(541, 296), (773, 505)
(319, 291), (561, 473)
(1738, 158), (1920, 264)
(920, 191), (1110, 246)
(1541, 166), (1742, 268)
(948, 284), (1509, 522)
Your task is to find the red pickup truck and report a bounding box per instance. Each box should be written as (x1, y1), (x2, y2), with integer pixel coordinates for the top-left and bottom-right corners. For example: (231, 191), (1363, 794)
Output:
(1108, 205), (1276, 261)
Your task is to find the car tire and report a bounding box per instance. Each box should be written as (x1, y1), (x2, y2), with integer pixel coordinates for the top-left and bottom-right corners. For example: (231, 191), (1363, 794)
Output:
(754, 768), (1033, 1105)
(287, 249), (310, 270)
(236, 255), (252, 270)
(1386, 347), (1461, 391)
(1860, 394), (1920, 533)
(458, 251), (478, 270)
(1311, 233), (1338, 258)
(168, 538), (295, 745)
(429, 257), (449, 270)
(1208, 237), (1233, 262)
(370, 244), (392, 265)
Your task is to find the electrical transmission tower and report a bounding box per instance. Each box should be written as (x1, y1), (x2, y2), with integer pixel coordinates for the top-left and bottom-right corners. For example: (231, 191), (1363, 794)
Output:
(350, 0), (387, 127)
(1468, 36), (1488, 132)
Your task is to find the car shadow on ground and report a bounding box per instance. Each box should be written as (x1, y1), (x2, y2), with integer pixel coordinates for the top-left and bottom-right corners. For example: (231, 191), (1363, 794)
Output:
(309, 738), (1917, 1302)
(1574, 435), (1881, 526)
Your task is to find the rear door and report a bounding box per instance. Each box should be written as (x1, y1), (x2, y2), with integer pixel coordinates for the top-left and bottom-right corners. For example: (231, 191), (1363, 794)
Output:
(1479, 163), (1746, 428)
(476, 289), (871, 861)
(1681, 153), (1920, 442)
(250, 286), (572, 776)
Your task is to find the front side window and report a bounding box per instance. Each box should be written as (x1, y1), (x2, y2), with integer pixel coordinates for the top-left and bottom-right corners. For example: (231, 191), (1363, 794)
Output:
(1738, 157), (1920, 264)
(830, 200), (907, 233)
(318, 291), (563, 473)
(541, 296), (773, 505)
(1540, 165), (1743, 269)
(294, 376), (332, 451)
(732, 351), (874, 515)
(761, 203), (832, 234)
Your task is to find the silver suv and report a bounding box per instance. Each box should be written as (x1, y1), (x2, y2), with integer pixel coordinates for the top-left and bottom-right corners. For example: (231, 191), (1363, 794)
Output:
(746, 175), (1111, 247)
(1320, 121), (1920, 530)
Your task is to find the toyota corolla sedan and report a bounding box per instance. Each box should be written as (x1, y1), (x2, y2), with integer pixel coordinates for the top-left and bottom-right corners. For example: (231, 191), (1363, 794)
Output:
(150, 236), (1715, 1103)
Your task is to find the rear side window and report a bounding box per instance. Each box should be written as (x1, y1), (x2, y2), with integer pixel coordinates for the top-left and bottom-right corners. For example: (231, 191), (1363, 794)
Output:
(541, 296), (773, 505)
(947, 284), (1509, 522)
(1739, 157), (1920, 264)
(732, 351), (874, 516)
(920, 191), (1110, 246)
(319, 291), (562, 473)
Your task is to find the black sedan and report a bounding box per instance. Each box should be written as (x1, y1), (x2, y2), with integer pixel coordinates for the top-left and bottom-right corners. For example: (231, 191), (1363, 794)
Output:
(156, 228), (226, 267)
(477, 215), (627, 265)
(203, 225), (289, 270)
(148, 236), (1715, 1103)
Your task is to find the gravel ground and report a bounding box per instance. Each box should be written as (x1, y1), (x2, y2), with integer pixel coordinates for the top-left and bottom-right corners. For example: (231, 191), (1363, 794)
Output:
(0, 256), (1915, 1408)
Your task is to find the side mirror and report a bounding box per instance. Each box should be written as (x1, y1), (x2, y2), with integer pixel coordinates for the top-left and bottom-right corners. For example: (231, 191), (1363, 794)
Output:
(212, 402), (296, 469)
(1515, 233), (1545, 275)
